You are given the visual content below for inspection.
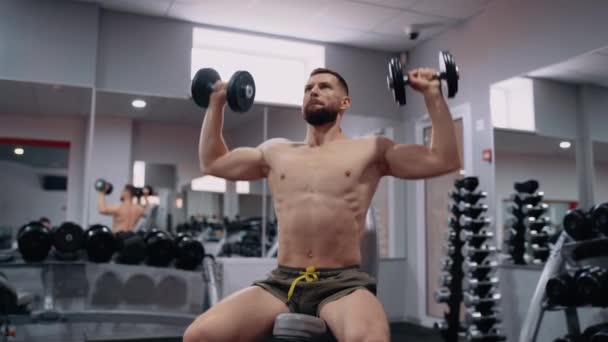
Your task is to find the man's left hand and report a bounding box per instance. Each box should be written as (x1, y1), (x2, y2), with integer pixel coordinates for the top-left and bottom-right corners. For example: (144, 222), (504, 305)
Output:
(408, 68), (441, 96)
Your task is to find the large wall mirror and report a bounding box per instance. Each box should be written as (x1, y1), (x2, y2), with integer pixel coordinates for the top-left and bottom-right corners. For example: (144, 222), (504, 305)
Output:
(491, 46), (608, 266)
(0, 79), (91, 247)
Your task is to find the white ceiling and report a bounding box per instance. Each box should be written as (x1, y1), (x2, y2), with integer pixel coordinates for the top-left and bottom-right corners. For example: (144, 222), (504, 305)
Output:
(76, 0), (495, 52)
(528, 46), (608, 87)
(0, 79), (91, 118)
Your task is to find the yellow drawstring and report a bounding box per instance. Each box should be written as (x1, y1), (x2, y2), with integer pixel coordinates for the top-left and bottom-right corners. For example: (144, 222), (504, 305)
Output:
(287, 266), (319, 302)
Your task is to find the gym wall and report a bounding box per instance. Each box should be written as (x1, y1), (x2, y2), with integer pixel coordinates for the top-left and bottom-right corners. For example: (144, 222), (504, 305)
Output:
(0, 161), (67, 230)
(0, 115), (86, 223)
(87, 117), (133, 227)
(533, 79), (608, 142)
(402, 0), (608, 331)
(0, 0), (404, 228)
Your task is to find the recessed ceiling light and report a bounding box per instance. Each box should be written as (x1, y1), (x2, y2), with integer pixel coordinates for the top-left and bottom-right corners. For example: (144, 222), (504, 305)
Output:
(132, 99), (146, 109)
(559, 141), (571, 149)
(14, 147), (24, 155)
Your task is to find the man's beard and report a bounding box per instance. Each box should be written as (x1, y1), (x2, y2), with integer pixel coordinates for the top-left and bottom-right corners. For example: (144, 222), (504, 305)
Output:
(304, 108), (338, 126)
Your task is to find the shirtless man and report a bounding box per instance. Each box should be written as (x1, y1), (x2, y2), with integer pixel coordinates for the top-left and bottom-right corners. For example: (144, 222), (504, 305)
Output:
(184, 66), (461, 342)
(97, 184), (145, 233)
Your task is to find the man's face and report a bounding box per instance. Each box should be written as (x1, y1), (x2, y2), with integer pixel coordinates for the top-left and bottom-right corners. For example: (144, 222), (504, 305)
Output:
(302, 73), (349, 126)
(120, 189), (132, 202)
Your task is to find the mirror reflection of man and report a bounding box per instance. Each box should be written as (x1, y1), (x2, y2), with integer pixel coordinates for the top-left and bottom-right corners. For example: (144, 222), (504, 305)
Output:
(97, 184), (144, 233)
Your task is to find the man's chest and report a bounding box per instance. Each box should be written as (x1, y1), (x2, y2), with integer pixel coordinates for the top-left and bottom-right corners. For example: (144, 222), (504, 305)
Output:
(266, 143), (381, 194)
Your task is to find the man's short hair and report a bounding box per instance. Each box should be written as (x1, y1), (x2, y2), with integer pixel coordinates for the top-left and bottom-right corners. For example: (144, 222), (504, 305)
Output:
(309, 68), (349, 95)
(123, 184), (137, 197)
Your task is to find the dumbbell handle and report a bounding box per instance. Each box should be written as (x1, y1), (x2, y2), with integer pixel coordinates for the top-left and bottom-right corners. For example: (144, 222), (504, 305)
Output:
(388, 72), (443, 89)
(203, 80), (255, 100)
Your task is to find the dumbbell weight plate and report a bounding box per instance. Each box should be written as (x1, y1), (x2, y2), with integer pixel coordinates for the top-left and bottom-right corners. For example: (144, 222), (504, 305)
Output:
(175, 234), (206, 270)
(439, 51), (459, 98)
(145, 230), (176, 267)
(18, 222), (52, 262)
(387, 58), (406, 106)
(95, 179), (113, 195)
(191, 68), (221, 108)
(115, 231), (146, 265)
(85, 224), (117, 263)
(53, 222), (85, 254)
(226, 70), (256, 113)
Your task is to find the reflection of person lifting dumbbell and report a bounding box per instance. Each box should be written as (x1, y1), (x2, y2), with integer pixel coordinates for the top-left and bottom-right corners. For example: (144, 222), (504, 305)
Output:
(95, 179), (145, 233)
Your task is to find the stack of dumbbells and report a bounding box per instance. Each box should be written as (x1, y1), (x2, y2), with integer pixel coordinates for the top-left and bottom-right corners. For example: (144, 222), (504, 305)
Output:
(457, 177), (505, 342)
(435, 176), (494, 342)
(547, 202), (608, 342)
(506, 180), (550, 265)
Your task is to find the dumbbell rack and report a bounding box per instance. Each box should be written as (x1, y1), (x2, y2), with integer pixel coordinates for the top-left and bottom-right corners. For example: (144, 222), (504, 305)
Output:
(435, 176), (498, 342)
(506, 181), (551, 265)
(519, 232), (608, 342)
(459, 179), (505, 342)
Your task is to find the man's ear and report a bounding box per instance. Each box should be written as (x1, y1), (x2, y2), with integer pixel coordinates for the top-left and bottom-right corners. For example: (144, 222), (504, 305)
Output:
(340, 96), (351, 111)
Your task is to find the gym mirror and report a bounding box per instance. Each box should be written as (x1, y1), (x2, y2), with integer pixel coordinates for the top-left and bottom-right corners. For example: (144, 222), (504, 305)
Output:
(492, 46), (608, 266)
(0, 79), (91, 247)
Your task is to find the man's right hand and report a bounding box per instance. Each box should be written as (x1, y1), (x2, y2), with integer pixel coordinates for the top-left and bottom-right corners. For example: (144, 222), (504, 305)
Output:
(209, 81), (227, 108)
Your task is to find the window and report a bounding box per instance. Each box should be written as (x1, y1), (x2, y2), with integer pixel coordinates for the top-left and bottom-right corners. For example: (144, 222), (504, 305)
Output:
(191, 27), (325, 106)
(490, 77), (535, 131)
(191, 175), (250, 194)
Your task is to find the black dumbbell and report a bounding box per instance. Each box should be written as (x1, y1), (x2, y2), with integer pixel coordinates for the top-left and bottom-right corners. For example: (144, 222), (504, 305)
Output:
(467, 281), (496, 298)
(174, 233), (205, 271)
(464, 276), (499, 292)
(453, 190), (487, 205)
(467, 327), (507, 342)
(434, 288), (451, 303)
(530, 245), (550, 263)
(17, 221), (52, 262)
(115, 231), (147, 265)
(546, 272), (577, 307)
(576, 266), (608, 306)
(145, 229), (176, 267)
(438, 273), (453, 287)
(191, 68), (256, 112)
(590, 203), (608, 236)
(514, 180), (539, 194)
(465, 310), (501, 331)
(563, 208), (596, 241)
(510, 192), (544, 207)
(460, 216), (492, 234)
(52, 222), (85, 258)
(94, 179), (113, 195)
(525, 216), (551, 232)
(464, 293), (501, 307)
(387, 50), (459, 106)
(440, 257), (454, 271)
(528, 229), (550, 245)
(463, 246), (497, 264)
(459, 203), (488, 219)
(464, 260), (497, 279)
(460, 230), (493, 249)
(85, 224), (118, 263)
(455, 177), (479, 193)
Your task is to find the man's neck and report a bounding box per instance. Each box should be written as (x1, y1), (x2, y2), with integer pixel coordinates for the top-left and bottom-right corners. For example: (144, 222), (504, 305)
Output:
(304, 122), (347, 147)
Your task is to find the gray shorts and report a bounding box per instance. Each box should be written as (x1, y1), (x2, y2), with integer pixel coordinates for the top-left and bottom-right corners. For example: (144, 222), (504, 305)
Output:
(252, 265), (377, 316)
